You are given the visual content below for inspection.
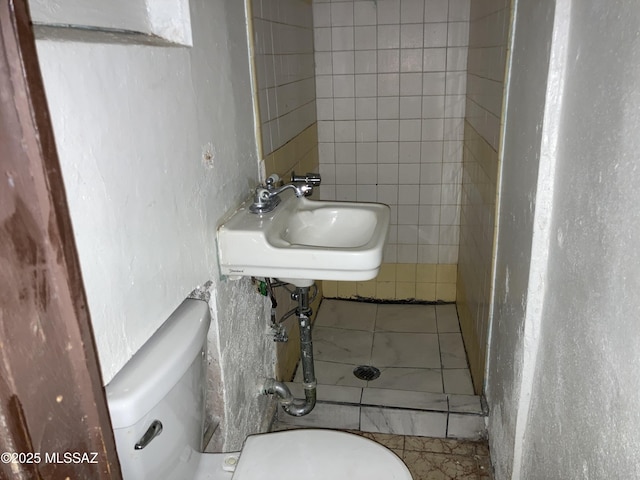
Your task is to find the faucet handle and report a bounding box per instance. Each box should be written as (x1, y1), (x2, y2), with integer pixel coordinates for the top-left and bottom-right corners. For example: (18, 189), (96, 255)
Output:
(298, 184), (313, 197)
(265, 173), (281, 190)
(291, 171), (321, 186)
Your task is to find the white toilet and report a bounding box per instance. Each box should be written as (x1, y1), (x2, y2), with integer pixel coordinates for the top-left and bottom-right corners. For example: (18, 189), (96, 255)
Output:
(105, 299), (413, 479)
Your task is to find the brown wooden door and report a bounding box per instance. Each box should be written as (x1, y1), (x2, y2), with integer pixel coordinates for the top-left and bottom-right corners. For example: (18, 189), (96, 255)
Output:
(0, 0), (122, 478)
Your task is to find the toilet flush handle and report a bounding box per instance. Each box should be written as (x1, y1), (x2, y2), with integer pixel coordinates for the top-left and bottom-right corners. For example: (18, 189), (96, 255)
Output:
(134, 420), (163, 450)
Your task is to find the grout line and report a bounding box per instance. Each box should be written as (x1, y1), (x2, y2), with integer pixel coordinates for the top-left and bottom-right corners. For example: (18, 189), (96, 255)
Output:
(445, 410), (450, 438)
(438, 333), (447, 394)
(314, 398), (485, 417)
(367, 306), (377, 368)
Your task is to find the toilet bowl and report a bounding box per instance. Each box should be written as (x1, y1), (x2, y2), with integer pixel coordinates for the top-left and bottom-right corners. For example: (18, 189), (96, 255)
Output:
(105, 299), (412, 480)
(194, 429), (411, 479)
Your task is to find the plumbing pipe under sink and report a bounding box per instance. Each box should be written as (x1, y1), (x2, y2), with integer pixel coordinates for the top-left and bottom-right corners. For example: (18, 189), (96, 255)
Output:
(262, 285), (317, 416)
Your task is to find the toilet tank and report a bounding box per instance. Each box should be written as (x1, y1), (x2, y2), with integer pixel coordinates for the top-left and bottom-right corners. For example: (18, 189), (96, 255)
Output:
(105, 299), (211, 480)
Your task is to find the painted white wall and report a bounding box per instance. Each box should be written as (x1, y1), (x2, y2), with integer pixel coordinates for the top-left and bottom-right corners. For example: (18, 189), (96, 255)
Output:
(30, 0), (148, 32)
(488, 0), (640, 478)
(486, 1), (556, 475)
(35, 0), (276, 450)
(519, 0), (640, 477)
(30, 0), (192, 45)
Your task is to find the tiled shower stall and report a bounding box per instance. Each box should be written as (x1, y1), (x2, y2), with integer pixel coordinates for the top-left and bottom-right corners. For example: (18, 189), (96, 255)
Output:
(251, 0), (507, 394)
(252, 0), (473, 301)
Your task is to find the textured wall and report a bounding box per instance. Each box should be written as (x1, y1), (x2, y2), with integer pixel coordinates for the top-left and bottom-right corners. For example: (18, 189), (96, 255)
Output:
(518, 1), (640, 478)
(488, 1), (640, 478)
(456, 0), (510, 392)
(485, 0), (556, 477)
(36, 0), (276, 451)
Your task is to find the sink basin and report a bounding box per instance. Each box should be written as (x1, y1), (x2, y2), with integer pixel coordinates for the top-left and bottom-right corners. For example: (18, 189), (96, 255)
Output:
(217, 191), (390, 286)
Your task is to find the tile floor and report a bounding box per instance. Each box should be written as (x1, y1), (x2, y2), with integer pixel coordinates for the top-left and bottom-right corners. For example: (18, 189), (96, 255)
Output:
(271, 425), (494, 480)
(284, 300), (486, 440)
(300, 300), (474, 394)
(357, 432), (494, 480)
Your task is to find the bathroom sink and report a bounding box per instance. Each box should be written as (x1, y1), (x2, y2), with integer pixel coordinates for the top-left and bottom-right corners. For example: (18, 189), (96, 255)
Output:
(217, 191), (390, 286)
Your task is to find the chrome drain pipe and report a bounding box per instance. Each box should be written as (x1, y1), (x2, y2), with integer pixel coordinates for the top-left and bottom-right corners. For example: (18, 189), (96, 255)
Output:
(263, 286), (317, 416)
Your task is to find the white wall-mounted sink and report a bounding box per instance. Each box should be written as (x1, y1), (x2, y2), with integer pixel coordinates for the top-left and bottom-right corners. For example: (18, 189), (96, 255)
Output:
(217, 191), (390, 286)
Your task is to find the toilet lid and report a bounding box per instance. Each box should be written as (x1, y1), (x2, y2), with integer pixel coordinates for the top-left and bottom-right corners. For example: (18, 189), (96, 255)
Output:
(232, 429), (413, 480)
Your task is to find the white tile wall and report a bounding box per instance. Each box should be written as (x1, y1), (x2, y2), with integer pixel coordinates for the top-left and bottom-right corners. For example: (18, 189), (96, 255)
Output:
(314, 0), (469, 265)
(316, 5), (462, 259)
(456, 0), (510, 388)
(253, 0), (317, 155)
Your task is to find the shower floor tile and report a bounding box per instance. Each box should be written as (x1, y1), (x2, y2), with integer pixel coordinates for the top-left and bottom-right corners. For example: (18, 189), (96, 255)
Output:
(361, 388), (448, 411)
(436, 304), (461, 332)
(312, 326), (373, 365)
(442, 368), (475, 395)
(299, 360), (368, 387)
(371, 332), (441, 368)
(440, 332), (469, 368)
(375, 303), (438, 332)
(315, 299), (378, 330)
(371, 367), (443, 392)
(309, 299), (472, 395)
(287, 299), (487, 440)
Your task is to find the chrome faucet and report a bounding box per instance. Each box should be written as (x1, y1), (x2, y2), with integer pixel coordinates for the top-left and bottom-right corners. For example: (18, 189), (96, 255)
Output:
(249, 172), (321, 214)
(268, 182), (314, 198)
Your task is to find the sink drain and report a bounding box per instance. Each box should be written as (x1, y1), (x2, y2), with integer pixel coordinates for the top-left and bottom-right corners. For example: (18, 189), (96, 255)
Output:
(353, 365), (381, 381)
